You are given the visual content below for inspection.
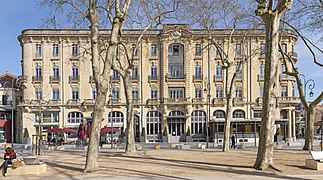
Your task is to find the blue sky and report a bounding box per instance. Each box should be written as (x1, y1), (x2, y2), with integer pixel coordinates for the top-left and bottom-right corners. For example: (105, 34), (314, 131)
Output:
(0, 1), (322, 102)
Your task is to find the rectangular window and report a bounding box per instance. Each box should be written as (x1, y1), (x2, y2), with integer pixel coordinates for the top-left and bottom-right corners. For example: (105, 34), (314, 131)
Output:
(195, 44), (202, 56)
(281, 64), (287, 79)
(113, 70), (119, 79)
(151, 90), (158, 99)
(53, 67), (59, 78)
(151, 44), (157, 57)
(195, 66), (202, 79)
(260, 64), (265, 76)
(72, 43), (78, 57)
(235, 65), (243, 79)
(92, 89), (97, 100)
(236, 44), (242, 57)
(52, 89), (60, 100)
(72, 88), (79, 100)
(132, 66), (138, 80)
(260, 86), (264, 97)
(216, 66), (223, 79)
(254, 110), (262, 118)
(53, 43), (59, 57)
(35, 43), (42, 57)
(35, 89), (42, 100)
(281, 86), (288, 97)
(169, 88), (185, 99)
(260, 43), (266, 56)
(236, 88), (243, 98)
(132, 44), (138, 57)
(72, 67), (79, 78)
(281, 43), (287, 53)
(216, 87), (223, 98)
(151, 66), (157, 79)
(195, 89), (202, 99)
(112, 88), (119, 100)
(216, 45), (223, 59)
(36, 67), (42, 77)
(132, 90), (139, 100)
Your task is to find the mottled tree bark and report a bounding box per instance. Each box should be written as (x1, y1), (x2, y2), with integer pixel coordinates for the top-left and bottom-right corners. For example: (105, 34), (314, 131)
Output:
(254, 0), (293, 170)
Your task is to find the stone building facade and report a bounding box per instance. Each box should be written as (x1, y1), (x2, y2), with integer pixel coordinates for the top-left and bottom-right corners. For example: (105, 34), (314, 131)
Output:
(17, 24), (299, 143)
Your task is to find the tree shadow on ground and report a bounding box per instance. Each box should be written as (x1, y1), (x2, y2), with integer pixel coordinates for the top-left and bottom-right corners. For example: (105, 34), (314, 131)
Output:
(45, 161), (83, 180)
(105, 153), (312, 180)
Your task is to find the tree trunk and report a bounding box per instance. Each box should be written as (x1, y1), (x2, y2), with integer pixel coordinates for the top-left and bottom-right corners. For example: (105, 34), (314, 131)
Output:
(123, 75), (136, 154)
(254, 16), (281, 170)
(223, 96), (232, 152)
(303, 108), (315, 150)
(84, 0), (105, 172)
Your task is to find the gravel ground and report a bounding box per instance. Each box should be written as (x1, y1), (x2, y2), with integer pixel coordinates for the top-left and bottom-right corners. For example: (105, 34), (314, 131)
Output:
(4, 146), (323, 180)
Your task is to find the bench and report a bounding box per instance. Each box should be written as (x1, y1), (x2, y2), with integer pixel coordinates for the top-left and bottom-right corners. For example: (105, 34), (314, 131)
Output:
(7, 156), (46, 175)
(170, 143), (182, 149)
(197, 143), (206, 149)
(176, 144), (191, 150)
(305, 151), (323, 170)
(155, 145), (161, 150)
(48, 146), (65, 150)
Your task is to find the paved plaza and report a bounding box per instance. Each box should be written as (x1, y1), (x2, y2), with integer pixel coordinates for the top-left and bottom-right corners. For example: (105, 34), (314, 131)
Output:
(2, 141), (323, 180)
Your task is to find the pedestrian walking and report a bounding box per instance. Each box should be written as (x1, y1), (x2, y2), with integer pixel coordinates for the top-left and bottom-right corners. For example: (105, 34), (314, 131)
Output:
(231, 135), (236, 149)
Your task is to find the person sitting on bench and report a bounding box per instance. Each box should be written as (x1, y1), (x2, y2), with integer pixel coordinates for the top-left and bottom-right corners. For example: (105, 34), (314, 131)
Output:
(0, 147), (16, 177)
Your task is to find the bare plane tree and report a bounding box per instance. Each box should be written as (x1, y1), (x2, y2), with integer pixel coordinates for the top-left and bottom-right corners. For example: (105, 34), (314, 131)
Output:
(41, 0), (177, 173)
(180, 0), (259, 152)
(254, 0), (294, 170)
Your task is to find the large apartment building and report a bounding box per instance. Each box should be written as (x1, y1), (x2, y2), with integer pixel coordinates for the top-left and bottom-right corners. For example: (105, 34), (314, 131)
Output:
(17, 24), (299, 143)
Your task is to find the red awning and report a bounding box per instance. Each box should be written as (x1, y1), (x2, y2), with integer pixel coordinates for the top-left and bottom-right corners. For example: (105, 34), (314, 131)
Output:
(101, 127), (122, 133)
(0, 120), (6, 128)
(43, 128), (77, 133)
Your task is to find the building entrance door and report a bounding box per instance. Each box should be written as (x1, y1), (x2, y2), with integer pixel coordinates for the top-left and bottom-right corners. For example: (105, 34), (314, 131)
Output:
(168, 118), (185, 141)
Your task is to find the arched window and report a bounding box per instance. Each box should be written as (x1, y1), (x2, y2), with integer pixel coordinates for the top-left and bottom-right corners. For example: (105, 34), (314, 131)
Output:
(233, 110), (245, 118)
(213, 110), (226, 118)
(146, 111), (162, 135)
(108, 111), (124, 123)
(68, 112), (83, 124)
(169, 111), (184, 116)
(191, 110), (206, 134)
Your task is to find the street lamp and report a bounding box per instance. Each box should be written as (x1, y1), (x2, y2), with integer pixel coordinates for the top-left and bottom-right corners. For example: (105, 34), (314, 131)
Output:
(108, 93), (114, 149)
(300, 74), (315, 146)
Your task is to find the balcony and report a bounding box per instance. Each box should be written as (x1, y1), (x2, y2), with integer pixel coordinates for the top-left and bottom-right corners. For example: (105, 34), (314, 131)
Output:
(213, 75), (223, 82)
(148, 75), (158, 83)
(259, 53), (266, 59)
(165, 73), (186, 82)
(164, 98), (190, 104)
(192, 98), (204, 104)
(278, 96), (300, 105)
(110, 76), (120, 83)
(146, 98), (160, 105)
(131, 75), (140, 82)
(69, 76), (80, 83)
(49, 76), (60, 83)
(48, 100), (60, 106)
(233, 97), (245, 106)
(67, 99), (80, 106)
(256, 97), (263, 105)
(32, 76), (43, 83)
(288, 52), (297, 62)
(257, 74), (264, 81)
(82, 99), (95, 106)
(235, 74), (243, 81)
(192, 75), (203, 82)
(107, 99), (121, 106)
(89, 75), (95, 84)
(279, 74), (295, 81)
(18, 75), (28, 83)
(212, 97), (226, 106)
